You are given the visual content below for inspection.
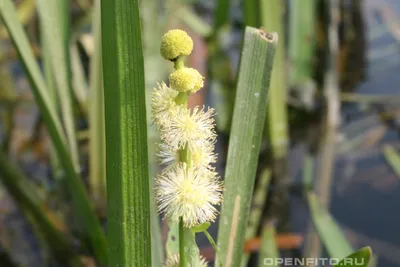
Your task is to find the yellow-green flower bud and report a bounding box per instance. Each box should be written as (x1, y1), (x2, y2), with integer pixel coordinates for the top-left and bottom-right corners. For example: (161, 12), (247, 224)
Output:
(169, 68), (204, 93)
(160, 29), (193, 60)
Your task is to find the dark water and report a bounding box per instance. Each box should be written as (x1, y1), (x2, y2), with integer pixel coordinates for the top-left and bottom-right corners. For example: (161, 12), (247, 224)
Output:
(318, 1), (400, 266)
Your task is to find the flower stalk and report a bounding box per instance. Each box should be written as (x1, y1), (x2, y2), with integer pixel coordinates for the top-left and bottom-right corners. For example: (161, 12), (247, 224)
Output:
(153, 29), (223, 267)
(179, 219), (188, 267)
(175, 56), (190, 267)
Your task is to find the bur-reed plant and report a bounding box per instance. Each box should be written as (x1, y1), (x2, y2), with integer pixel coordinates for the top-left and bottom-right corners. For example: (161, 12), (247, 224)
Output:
(153, 29), (223, 267)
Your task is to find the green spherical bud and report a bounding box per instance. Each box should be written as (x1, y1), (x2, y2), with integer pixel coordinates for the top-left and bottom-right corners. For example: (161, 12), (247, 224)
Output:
(160, 29), (193, 60)
(169, 68), (204, 93)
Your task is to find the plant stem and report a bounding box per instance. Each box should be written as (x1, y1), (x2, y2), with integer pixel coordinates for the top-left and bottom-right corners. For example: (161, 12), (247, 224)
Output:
(174, 57), (185, 70)
(173, 55), (190, 267)
(172, 55), (200, 267)
(178, 142), (189, 267)
(175, 92), (189, 106)
(204, 230), (218, 252)
(179, 219), (188, 267)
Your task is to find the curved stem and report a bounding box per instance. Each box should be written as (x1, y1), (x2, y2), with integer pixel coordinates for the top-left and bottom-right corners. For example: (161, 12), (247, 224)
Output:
(204, 230), (218, 252)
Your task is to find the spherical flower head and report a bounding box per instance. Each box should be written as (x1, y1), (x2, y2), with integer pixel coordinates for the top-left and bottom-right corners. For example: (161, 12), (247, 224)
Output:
(155, 163), (223, 228)
(164, 254), (208, 267)
(191, 140), (217, 169)
(160, 29), (193, 60)
(161, 106), (216, 150)
(169, 68), (204, 93)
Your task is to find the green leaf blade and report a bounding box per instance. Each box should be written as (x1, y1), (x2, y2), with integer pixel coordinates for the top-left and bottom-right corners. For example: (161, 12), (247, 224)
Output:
(261, 0), (289, 159)
(308, 193), (353, 259)
(0, 1), (107, 264)
(101, 0), (151, 266)
(288, 0), (317, 86)
(216, 27), (278, 267)
(37, 0), (80, 166)
(259, 224), (279, 267)
(89, 0), (107, 216)
(383, 145), (400, 177)
(333, 247), (372, 267)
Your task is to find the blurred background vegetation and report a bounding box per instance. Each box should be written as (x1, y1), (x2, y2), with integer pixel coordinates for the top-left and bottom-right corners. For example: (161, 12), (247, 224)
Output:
(0, 0), (399, 266)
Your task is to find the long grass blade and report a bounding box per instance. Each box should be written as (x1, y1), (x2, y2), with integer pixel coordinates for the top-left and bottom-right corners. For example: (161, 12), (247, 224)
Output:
(216, 27), (278, 267)
(244, 0), (259, 27)
(258, 224), (279, 267)
(89, 0), (107, 216)
(288, 0), (316, 86)
(0, 0), (36, 39)
(42, 18), (65, 202)
(308, 193), (353, 259)
(333, 247), (372, 267)
(0, 1), (107, 264)
(101, 0), (151, 266)
(261, 0), (289, 159)
(214, 0), (230, 31)
(302, 154), (314, 193)
(37, 0), (79, 167)
(383, 145), (400, 177)
(70, 42), (89, 115)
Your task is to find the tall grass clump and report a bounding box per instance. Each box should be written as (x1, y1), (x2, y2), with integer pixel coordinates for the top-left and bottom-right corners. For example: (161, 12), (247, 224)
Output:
(0, 1), (107, 265)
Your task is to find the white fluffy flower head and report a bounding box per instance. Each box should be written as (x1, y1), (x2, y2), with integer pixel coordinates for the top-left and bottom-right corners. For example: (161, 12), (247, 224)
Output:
(161, 106), (216, 150)
(155, 163), (223, 228)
